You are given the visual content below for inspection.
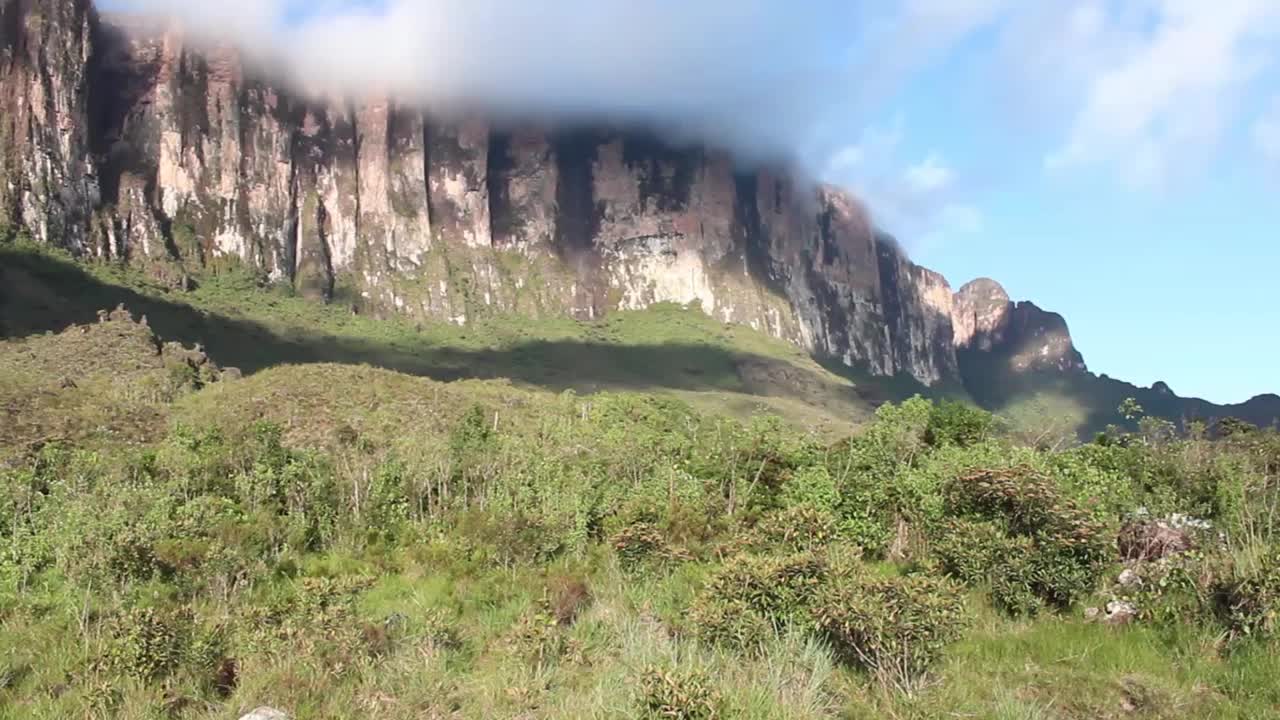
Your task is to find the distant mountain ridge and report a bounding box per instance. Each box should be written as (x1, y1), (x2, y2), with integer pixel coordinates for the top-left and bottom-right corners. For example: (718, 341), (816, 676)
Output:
(2, 0), (1275, 434)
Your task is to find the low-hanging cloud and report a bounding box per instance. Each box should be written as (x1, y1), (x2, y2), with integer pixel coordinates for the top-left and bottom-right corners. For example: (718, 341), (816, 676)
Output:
(102, 0), (870, 167)
(99, 0), (1280, 250)
(99, 0), (1013, 174)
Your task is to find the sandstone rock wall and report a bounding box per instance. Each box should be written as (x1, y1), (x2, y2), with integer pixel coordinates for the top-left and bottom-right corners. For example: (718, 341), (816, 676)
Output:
(953, 278), (1086, 373)
(1, 0), (963, 386)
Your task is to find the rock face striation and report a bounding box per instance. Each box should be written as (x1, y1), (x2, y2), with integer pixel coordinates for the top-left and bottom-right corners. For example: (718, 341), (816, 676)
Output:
(2, 0), (970, 385)
(952, 278), (1086, 374)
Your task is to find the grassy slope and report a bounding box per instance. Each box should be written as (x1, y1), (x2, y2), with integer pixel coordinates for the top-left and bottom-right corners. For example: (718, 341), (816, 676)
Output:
(0, 245), (881, 439)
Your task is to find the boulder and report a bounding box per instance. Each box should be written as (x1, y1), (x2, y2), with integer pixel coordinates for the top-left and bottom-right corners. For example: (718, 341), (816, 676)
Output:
(1117, 567), (1143, 589)
(1104, 600), (1138, 626)
(239, 708), (289, 720)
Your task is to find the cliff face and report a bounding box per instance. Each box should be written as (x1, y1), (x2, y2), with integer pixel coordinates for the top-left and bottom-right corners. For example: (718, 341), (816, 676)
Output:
(0, 0), (98, 250)
(952, 278), (1086, 374)
(1, 1), (965, 385)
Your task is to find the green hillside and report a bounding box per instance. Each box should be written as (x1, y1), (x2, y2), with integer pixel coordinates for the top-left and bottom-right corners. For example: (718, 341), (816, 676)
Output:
(3, 242), (1280, 719)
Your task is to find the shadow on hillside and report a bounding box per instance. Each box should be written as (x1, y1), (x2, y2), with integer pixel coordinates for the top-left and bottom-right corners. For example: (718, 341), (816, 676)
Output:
(0, 248), (868, 407)
(957, 347), (1280, 440)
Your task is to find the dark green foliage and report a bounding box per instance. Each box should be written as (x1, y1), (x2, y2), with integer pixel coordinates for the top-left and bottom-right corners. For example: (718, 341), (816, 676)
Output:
(689, 552), (836, 650)
(611, 522), (679, 571)
(1220, 551), (1280, 642)
(931, 518), (1007, 585)
(942, 467), (1111, 611)
(1217, 417), (1258, 438)
(640, 666), (722, 720)
(749, 505), (840, 553)
(988, 543), (1045, 617)
(926, 400), (997, 448)
(814, 574), (968, 692)
(1127, 552), (1218, 629)
(101, 607), (192, 680)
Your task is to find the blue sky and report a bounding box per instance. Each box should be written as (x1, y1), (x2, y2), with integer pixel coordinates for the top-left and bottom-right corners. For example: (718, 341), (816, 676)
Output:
(818, 2), (1280, 404)
(109, 0), (1280, 402)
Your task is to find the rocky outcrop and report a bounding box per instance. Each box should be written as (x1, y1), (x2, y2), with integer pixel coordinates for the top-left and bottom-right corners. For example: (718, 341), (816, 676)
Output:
(0, 0), (99, 250)
(1, 1), (966, 385)
(952, 278), (1086, 374)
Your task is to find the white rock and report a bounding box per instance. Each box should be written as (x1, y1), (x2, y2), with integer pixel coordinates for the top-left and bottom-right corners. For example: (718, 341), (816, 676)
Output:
(1104, 600), (1138, 625)
(239, 708), (289, 720)
(1117, 568), (1143, 588)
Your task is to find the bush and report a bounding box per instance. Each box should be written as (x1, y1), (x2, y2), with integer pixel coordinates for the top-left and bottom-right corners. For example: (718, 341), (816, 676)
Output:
(780, 465), (840, 513)
(504, 601), (575, 667)
(748, 505), (840, 553)
(640, 666), (722, 720)
(926, 400), (997, 448)
(612, 522), (685, 571)
(458, 510), (571, 567)
(932, 518), (1005, 585)
(101, 606), (192, 680)
(1220, 550), (1280, 642)
(814, 574), (968, 693)
(689, 552), (835, 650)
(989, 544), (1044, 617)
(943, 467), (1111, 611)
(1125, 552), (1218, 629)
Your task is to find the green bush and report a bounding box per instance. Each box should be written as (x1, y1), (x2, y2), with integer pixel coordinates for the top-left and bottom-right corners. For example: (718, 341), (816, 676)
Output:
(689, 552), (834, 650)
(814, 573), (968, 692)
(943, 467), (1111, 611)
(1220, 550), (1280, 642)
(1126, 552), (1217, 629)
(612, 522), (683, 571)
(101, 606), (192, 680)
(748, 504), (840, 553)
(640, 666), (722, 720)
(780, 465), (840, 513)
(504, 601), (575, 667)
(926, 400), (997, 448)
(989, 545), (1044, 617)
(932, 518), (1007, 585)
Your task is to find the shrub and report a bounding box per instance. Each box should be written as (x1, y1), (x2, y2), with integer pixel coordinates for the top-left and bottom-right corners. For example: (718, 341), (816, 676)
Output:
(239, 574), (377, 661)
(612, 522), (684, 571)
(640, 666), (722, 720)
(689, 552), (834, 650)
(989, 545), (1044, 617)
(780, 465), (840, 513)
(926, 400), (997, 448)
(932, 518), (1007, 585)
(1220, 550), (1280, 642)
(101, 606), (192, 680)
(814, 574), (968, 693)
(944, 467), (1111, 611)
(1125, 552), (1218, 629)
(749, 505), (840, 553)
(419, 608), (462, 651)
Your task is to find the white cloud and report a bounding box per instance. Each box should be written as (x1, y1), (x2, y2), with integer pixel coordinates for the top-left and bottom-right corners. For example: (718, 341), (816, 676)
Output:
(826, 146), (865, 175)
(104, 0), (1027, 175)
(823, 127), (978, 251)
(99, 0), (1280, 250)
(904, 154), (954, 193)
(1041, 0), (1280, 188)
